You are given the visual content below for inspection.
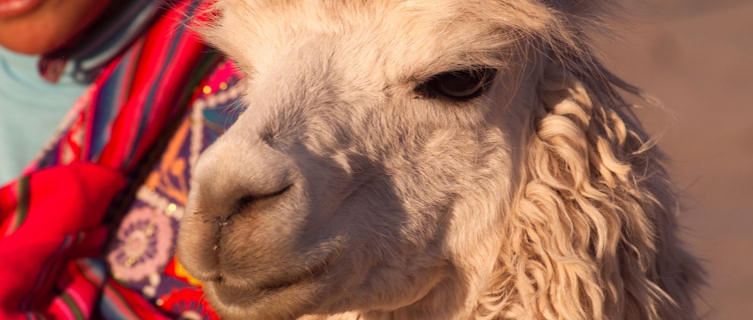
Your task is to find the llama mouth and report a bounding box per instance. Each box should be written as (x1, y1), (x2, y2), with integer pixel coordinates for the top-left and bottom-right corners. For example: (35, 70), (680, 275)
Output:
(212, 257), (333, 305)
(258, 260), (328, 291)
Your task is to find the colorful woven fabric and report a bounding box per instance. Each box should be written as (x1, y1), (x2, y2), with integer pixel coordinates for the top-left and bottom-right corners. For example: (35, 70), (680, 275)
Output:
(0, 0), (224, 318)
(101, 59), (243, 320)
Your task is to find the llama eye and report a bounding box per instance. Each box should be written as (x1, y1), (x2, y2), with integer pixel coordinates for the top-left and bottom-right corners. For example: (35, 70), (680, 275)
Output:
(420, 68), (496, 101)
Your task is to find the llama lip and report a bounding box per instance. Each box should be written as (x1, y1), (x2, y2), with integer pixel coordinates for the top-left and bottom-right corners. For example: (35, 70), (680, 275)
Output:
(0, 0), (43, 19)
(212, 269), (326, 306)
(212, 258), (332, 305)
(257, 259), (329, 291)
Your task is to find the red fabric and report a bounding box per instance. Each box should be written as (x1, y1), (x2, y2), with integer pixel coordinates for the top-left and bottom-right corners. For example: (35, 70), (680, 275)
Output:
(46, 259), (105, 319)
(0, 164), (124, 318)
(98, 12), (206, 170)
(0, 181), (20, 236)
(103, 280), (171, 320)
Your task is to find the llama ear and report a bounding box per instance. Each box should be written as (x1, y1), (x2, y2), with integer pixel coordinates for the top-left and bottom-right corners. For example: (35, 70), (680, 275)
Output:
(485, 63), (701, 319)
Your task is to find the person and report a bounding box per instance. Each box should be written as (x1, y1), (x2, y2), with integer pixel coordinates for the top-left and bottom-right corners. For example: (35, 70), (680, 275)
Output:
(0, 1), (243, 318)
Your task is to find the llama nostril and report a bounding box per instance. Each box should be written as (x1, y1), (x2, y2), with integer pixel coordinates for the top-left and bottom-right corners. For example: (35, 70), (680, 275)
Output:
(231, 184), (293, 217)
(233, 194), (257, 215)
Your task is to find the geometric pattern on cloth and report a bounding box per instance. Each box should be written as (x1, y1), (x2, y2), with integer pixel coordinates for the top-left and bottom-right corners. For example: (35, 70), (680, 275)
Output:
(101, 60), (244, 319)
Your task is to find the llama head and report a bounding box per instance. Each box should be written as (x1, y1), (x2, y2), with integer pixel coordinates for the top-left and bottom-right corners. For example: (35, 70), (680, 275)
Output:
(177, 1), (701, 319)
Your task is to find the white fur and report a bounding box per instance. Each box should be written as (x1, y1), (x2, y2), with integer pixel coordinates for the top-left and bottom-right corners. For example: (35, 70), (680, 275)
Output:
(177, 1), (702, 319)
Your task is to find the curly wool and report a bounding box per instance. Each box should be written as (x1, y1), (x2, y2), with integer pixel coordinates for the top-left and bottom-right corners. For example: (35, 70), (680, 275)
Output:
(473, 63), (702, 319)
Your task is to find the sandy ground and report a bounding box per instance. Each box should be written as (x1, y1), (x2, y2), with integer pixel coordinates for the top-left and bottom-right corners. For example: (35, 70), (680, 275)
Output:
(594, 1), (753, 318)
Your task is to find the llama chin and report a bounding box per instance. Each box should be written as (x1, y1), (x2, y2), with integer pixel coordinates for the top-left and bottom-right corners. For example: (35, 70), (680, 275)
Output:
(177, 1), (702, 319)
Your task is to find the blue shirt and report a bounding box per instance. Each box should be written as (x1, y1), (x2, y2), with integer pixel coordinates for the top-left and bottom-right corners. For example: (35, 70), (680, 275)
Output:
(0, 47), (88, 185)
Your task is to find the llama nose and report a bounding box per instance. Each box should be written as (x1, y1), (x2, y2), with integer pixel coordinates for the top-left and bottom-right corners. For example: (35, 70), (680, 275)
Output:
(190, 137), (296, 221)
(178, 136), (297, 282)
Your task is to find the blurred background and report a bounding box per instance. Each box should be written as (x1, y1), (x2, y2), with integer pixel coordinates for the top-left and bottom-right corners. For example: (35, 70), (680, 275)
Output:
(594, 0), (753, 319)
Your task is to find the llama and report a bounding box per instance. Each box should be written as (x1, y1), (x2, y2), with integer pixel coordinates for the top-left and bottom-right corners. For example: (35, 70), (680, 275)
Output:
(176, 1), (702, 319)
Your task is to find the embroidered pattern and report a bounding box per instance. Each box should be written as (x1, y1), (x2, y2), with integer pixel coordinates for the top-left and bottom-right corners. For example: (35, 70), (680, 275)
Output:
(108, 206), (173, 283)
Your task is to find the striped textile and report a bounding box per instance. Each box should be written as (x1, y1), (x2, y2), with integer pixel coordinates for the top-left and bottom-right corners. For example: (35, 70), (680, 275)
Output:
(0, 0), (221, 318)
(100, 279), (171, 320)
